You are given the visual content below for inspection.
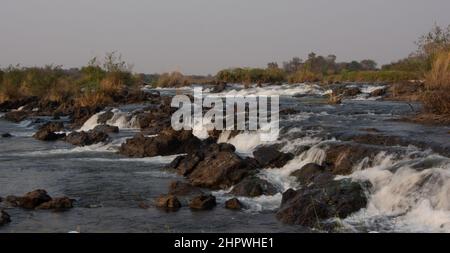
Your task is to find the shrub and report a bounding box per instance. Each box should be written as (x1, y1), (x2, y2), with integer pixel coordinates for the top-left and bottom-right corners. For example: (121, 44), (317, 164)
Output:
(422, 50), (450, 114)
(326, 71), (421, 83)
(156, 72), (190, 87)
(288, 70), (322, 83)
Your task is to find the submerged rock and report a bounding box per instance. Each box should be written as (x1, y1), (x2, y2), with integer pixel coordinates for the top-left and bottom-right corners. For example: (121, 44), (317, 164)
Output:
(230, 176), (278, 197)
(189, 195), (216, 210)
(65, 130), (109, 146)
(36, 197), (74, 211)
(1, 133), (12, 138)
(0, 210), (11, 226)
(155, 195), (181, 211)
(168, 181), (204, 197)
(253, 145), (294, 168)
(276, 179), (370, 228)
(225, 198), (244, 210)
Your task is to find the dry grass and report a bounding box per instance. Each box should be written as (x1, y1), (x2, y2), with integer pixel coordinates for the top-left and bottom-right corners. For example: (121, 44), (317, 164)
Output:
(75, 90), (112, 108)
(156, 72), (190, 88)
(422, 50), (450, 115)
(288, 70), (323, 83)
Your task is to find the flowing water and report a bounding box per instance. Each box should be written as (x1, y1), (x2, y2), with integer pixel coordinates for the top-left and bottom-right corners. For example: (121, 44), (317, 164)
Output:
(1, 83), (449, 233)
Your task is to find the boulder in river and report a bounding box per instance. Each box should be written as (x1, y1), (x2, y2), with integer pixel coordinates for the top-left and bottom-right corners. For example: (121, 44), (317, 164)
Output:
(189, 194), (216, 210)
(230, 176), (278, 197)
(253, 145), (294, 168)
(187, 150), (257, 190)
(324, 143), (381, 175)
(65, 130), (109, 146)
(276, 179), (370, 228)
(155, 195), (182, 211)
(33, 122), (66, 141)
(0, 210), (11, 226)
(225, 198), (244, 210)
(290, 163), (330, 185)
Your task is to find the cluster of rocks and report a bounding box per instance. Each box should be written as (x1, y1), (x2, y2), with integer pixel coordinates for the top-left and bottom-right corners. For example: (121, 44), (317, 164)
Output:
(0, 190), (75, 226)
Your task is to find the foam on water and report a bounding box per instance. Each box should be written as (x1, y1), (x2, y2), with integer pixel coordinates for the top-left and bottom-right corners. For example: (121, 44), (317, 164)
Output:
(342, 152), (450, 232)
(212, 83), (326, 97)
(79, 109), (139, 131)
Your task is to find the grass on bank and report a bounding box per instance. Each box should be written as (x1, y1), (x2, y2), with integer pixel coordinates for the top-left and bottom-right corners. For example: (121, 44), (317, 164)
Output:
(422, 50), (450, 115)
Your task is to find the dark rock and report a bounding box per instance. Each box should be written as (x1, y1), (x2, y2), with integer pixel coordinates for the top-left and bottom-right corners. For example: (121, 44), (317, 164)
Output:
(155, 195), (181, 211)
(36, 197), (74, 211)
(210, 82), (227, 93)
(6, 189), (52, 209)
(225, 198), (244, 210)
(253, 146), (294, 168)
(290, 163), (328, 185)
(97, 110), (114, 124)
(39, 122), (64, 133)
(324, 143), (381, 175)
(1, 133), (12, 138)
(65, 130), (109, 146)
(93, 124), (119, 134)
(332, 86), (361, 97)
(0, 210), (11, 226)
(0, 96), (38, 112)
(370, 88), (386, 97)
(276, 179), (369, 227)
(33, 130), (66, 141)
(119, 128), (201, 158)
(3, 110), (29, 122)
(280, 108), (299, 115)
(188, 151), (256, 190)
(189, 195), (216, 210)
(33, 122), (66, 141)
(230, 176), (278, 197)
(70, 106), (102, 129)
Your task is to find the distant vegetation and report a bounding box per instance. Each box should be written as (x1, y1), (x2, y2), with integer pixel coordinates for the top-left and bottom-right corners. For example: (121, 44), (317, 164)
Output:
(0, 52), (142, 106)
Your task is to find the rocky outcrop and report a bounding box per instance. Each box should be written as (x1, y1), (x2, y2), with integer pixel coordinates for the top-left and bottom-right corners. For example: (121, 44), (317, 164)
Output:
(65, 130), (109, 146)
(5, 189), (73, 211)
(119, 129), (202, 158)
(0, 210), (11, 226)
(189, 195), (216, 210)
(225, 198), (244, 210)
(370, 88), (387, 97)
(253, 145), (294, 168)
(230, 176), (278, 197)
(0, 96), (38, 112)
(276, 179), (370, 228)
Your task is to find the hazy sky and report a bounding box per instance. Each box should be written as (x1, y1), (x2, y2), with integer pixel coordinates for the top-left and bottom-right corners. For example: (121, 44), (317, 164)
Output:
(1, 0), (450, 74)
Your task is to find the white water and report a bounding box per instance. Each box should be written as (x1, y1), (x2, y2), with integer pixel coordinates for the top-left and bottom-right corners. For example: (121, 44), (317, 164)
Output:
(342, 152), (450, 232)
(79, 109), (139, 131)
(212, 83), (326, 97)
